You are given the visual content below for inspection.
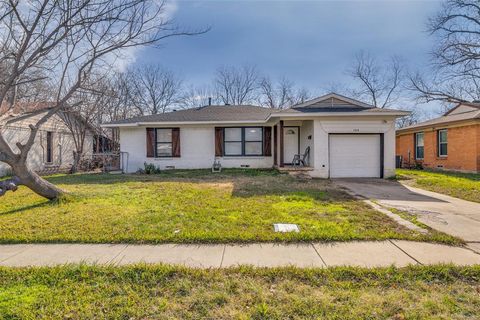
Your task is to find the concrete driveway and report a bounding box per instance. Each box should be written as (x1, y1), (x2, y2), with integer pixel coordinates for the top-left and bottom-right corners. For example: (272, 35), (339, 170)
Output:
(333, 179), (480, 242)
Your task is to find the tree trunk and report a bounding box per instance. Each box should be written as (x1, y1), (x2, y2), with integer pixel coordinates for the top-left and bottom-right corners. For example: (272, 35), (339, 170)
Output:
(70, 152), (82, 174)
(11, 164), (64, 200)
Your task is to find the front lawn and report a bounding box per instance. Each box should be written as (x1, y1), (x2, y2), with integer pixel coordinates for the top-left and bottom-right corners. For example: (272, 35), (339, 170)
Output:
(397, 169), (480, 203)
(1, 264), (479, 319)
(0, 170), (453, 243)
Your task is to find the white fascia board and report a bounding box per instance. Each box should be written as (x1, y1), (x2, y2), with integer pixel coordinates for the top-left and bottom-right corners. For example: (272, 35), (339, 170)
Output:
(101, 119), (269, 128)
(270, 111), (411, 118)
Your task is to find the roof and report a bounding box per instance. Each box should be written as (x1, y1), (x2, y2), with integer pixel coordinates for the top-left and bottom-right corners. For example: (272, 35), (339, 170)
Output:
(397, 103), (480, 132)
(106, 105), (273, 125)
(278, 93), (407, 115)
(103, 93), (409, 127)
(0, 101), (55, 115)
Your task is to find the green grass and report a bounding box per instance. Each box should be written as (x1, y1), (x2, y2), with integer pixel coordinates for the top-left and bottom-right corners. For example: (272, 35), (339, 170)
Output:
(396, 169), (480, 203)
(0, 264), (480, 319)
(0, 169), (453, 243)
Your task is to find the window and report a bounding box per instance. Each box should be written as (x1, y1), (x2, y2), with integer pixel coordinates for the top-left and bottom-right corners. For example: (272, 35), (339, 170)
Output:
(224, 127), (263, 156)
(438, 129), (448, 157)
(46, 131), (53, 163)
(414, 132), (424, 160)
(224, 128), (242, 156)
(156, 128), (172, 157)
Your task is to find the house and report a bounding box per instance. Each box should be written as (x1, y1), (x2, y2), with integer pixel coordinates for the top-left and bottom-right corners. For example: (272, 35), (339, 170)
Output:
(396, 102), (480, 173)
(0, 106), (95, 177)
(103, 93), (409, 178)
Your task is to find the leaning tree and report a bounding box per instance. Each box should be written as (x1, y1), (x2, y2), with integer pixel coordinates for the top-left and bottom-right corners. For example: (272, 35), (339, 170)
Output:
(0, 0), (205, 199)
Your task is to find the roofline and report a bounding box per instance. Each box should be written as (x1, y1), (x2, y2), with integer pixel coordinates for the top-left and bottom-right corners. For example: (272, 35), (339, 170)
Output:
(271, 111), (410, 118)
(101, 119), (269, 128)
(289, 92), (375, 109)
(443, 102), (480, 116)
(397, 117), (480, 133)
(102, 111), (410, 128)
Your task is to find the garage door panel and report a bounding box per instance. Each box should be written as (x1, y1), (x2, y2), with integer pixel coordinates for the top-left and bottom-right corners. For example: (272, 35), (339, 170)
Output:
(329, 134), (381, 178)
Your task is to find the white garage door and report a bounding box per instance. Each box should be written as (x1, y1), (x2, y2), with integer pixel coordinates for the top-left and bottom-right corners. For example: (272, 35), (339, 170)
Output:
(329, 134), (381, 178)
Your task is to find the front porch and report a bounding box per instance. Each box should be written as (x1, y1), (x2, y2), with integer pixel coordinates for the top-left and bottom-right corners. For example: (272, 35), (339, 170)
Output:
(273, 119), (314, 170)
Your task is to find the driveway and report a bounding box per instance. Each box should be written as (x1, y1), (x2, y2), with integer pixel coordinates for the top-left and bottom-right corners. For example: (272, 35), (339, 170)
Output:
(333, 179), (480, 242)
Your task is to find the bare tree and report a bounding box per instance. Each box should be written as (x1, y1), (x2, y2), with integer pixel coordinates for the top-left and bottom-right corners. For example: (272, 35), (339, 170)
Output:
(348, 51), (404, 108)
(410, 0), (480, 103)
(61, 77), (114, 173)
(180, 84), (217, 109)
(0, 0), (206, 199)
(214, 64), (260, 105)
(130, 64), (183, 114)
(258, 76), (310, 109)
(106, 71), (143, 121)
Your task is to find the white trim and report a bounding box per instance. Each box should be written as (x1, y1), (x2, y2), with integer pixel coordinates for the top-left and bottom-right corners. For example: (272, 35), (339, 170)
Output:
(414, 132), (424, 160)
(102, 119), (268, 128)
(289, 92), (374, 109)
(102, 111), (409, 128)
(270, 111), (410, 118)
(438, 129), (448, 157)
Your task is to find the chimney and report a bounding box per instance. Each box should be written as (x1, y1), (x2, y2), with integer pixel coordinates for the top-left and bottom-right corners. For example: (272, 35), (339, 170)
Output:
(208, 97), (212, 106)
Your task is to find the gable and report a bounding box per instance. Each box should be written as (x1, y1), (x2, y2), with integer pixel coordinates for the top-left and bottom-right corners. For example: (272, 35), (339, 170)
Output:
(292, 93), (374, 110)
(303, 97), (359, 109)
(445, 104), (480, 116)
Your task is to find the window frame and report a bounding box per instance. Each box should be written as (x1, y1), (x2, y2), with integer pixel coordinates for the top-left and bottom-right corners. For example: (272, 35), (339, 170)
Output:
(438, 129), (448, 157)
(155, 128), (173, 158)
(223, 127), (264, 157)
(414, 132), (424, 160)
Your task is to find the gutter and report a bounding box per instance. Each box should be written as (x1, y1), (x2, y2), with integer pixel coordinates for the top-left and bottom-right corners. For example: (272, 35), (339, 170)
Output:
(102, 111), (411, 128)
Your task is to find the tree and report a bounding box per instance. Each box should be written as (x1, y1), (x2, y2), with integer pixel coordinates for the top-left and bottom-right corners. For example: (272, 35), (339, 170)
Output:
(348, 51), (404, 108)
(61, 77), (114, 173)
(180, 84), (217, 109)
(213, 64), (260, 105)
(130, 64), (183, 114)
(258, 76), (310, 109)
(0, 0), (206, 199)
(409, 0), (480, 104)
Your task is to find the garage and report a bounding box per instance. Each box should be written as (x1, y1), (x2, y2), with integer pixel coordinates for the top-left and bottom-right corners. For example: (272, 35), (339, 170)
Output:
(329, 134), (382, 178)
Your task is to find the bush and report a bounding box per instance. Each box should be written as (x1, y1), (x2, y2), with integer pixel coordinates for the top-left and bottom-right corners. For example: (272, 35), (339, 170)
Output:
(141, 162), (161, 174)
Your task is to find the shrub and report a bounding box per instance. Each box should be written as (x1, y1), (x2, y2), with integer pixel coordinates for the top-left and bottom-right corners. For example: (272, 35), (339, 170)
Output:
(142, 162), (161, 174)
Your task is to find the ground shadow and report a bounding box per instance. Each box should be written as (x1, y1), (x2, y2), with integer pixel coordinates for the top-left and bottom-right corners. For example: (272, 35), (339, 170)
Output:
(0, 201), (51, 216)
(333, 178), (448, 203)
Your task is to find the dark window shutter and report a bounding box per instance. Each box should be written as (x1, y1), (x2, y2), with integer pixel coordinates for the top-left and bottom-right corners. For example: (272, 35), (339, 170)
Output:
(263, 126), (272, 156)
(215, 127), (224, 157)
(273, 125), (278, 164)
(146, 128), (155, 157)
(172, 128), (181, 157)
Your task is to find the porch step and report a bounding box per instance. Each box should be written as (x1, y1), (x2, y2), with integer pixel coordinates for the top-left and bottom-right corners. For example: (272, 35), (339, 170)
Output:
(276, 166), (314, 172)
(288, 171), (313, 179)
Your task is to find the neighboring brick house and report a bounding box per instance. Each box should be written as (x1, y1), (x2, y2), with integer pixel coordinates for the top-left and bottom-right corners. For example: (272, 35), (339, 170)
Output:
(396, 102), (480, 173)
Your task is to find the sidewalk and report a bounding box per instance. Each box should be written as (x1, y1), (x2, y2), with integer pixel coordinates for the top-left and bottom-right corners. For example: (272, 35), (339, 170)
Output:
(1, 240), (480, 268)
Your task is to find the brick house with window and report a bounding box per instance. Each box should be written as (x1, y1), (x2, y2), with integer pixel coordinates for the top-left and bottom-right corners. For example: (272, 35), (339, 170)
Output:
(396, 102), (480, 173)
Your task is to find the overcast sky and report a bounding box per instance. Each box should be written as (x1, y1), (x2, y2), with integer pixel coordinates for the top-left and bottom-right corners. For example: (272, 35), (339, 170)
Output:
(130, 0), (442, 113)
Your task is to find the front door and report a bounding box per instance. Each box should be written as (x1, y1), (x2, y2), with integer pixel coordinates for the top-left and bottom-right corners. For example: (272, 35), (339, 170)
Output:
(283, 127), (299, 164)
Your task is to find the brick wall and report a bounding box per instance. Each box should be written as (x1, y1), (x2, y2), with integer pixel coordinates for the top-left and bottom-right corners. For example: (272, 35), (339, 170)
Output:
(396, 123), (479, 172)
